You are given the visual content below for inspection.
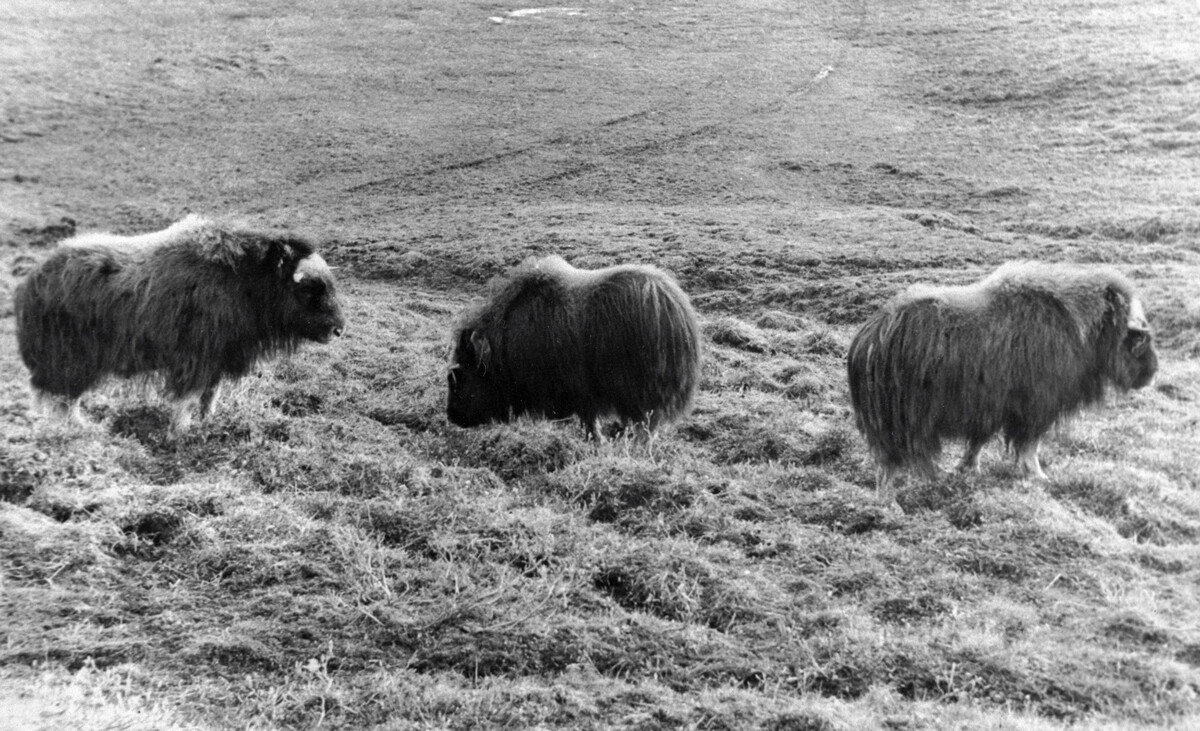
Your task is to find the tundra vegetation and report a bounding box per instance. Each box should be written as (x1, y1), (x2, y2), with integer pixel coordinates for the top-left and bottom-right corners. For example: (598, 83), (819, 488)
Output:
(2, 1), (1199, 729)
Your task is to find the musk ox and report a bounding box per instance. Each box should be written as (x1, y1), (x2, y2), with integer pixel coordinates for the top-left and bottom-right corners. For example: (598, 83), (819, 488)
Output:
(447, 255), (702, 439)
(847, 261), (1157, 495)
(14, 214), (346, 433)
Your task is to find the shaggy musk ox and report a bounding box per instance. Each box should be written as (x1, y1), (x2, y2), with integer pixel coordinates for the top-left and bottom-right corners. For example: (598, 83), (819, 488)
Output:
(14, 215), (346, 432)
(447, 255), (702, 439)
(847, 261), (1157, 495)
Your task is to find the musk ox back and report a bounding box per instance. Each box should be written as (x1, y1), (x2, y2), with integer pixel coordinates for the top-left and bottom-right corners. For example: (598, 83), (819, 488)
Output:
(447, 255), (702, 439)
(847, 261), (1157, 495)
(14, 214), (346, 432)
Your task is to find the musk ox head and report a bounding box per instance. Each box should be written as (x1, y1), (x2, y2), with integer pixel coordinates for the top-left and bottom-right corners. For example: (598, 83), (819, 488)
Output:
(1108, 292), (1157, 390)
(446, 328), (508, 428)
(265, 236), (346, 344)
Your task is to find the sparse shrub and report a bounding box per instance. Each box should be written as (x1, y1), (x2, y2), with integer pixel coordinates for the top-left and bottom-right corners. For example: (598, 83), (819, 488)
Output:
(798, 329), (846, 357)
(546, 457), (699, 527)
(755, 310), (805, 331)
(248, 444), (415, 498)
(1048, 476), (1198, 545)
(440, 423), (586, 481)
(765, 481), (895, 535)
(1102, 611), (1172, 647)
(0, 506), (121, 582)
(713, 424), (805, 465)
(706, 317), (772, 353)
(764, 712), (835, 731)
(0, 443), (48, 503)
(591, 545), (786, 630)
(271, 389), (324, 417)
(116, 507), (186, 556)
(870, 594), (950, 624)
(184, 633), (279, 672)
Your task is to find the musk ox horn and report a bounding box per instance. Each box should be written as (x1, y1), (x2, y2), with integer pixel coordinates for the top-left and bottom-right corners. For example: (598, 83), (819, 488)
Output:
(446, 255), (702, 440)
(14, 215), (347, 434)
(846, 260), (1158, 499)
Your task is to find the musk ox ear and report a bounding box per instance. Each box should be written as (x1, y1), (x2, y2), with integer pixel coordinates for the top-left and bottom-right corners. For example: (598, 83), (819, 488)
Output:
(1102, 285), (1133, 329)
(258, 235), (316, 281)
(465, 329), (492, 371)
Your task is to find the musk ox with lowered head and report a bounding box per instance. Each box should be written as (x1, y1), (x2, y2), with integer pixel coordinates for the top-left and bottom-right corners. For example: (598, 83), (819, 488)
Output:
(14, 214), (346, 433)
(847, 261), (1157, 495)
(447, 255), (702, 439)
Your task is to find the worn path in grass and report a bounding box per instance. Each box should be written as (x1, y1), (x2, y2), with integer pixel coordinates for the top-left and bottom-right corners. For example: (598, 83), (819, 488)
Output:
(3, 0), (1200, 729)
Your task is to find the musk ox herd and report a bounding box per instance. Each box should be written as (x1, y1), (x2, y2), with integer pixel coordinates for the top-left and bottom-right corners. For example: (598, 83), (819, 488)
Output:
(14, 216), (1161, 497)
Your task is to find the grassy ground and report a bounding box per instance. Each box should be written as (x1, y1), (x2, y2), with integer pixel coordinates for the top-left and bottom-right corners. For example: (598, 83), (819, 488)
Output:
(3, 0), (1199, 728)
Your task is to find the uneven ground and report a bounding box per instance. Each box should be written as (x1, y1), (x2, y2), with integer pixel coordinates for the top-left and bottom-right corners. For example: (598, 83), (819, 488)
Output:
(2, 0), (1200, 729)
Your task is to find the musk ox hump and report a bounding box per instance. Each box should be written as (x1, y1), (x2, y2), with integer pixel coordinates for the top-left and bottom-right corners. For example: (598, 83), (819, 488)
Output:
(61, 214), (209, 250)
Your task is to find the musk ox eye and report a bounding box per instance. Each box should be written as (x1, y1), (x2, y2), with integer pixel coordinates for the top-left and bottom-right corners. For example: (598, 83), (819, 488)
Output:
(296, 279), (327, 304)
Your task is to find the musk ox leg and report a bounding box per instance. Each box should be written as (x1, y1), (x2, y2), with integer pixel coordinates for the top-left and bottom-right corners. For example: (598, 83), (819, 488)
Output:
(34, 390), (90, 427)
(198, 380), (222, 420)
(957, 437), (989, 474)
(1016, 440), (1049, 480)
(582, 416), (604, 442)
(169, 392), (203, 436)
(875, 462), (900, 500)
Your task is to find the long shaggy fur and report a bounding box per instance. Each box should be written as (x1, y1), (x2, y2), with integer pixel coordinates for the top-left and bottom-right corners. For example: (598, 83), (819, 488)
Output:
(14, 214), (346, 432)
(447, 255), (702, 437)
(847, 261), (1157, 493)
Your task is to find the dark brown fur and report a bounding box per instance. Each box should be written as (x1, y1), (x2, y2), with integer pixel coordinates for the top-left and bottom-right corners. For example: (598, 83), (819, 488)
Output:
(847, 261), (1157, 494)
(14, 215), (346, 432)
(447, 255), (702, 438)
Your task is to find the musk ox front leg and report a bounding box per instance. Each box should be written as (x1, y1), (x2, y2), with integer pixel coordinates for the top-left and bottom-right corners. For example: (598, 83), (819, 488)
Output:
(34, 391), (91, 428)
(1015, 440), (1049, 480)
(167, 375), (221, 436)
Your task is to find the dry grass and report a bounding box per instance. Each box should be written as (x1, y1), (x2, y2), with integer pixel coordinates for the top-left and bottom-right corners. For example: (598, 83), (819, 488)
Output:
(3, 0), (1200, 728)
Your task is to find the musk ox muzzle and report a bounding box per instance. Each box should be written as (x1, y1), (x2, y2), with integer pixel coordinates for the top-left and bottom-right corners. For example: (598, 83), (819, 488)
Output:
(446, 255), (702, 440)
(846, 260), (1157, 497)
(14, 214), (346, 433)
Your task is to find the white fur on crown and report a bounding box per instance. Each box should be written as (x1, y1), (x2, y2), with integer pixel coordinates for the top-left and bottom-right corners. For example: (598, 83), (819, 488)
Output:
(294, 253), (331, 283)
(63, 213), (209, 249)
(1129, 298), (1149, 330)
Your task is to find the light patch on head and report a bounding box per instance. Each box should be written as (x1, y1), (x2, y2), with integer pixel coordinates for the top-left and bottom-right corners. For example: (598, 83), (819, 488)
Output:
(293, 253), (331, 283)
(1128, 298), (1149, 331)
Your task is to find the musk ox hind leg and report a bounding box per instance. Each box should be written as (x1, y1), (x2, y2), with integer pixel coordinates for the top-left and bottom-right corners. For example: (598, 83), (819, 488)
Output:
(581, 415), (604, 442)
(875, 461), (901, 501)
(1015, 439), (1050, 480)
(169, 393), (201, 436)
(198, 380), (223, 421)
(957, 436), (990, 474)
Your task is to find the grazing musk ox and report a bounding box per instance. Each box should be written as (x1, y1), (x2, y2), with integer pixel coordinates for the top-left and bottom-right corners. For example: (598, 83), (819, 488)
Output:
(847, 261), (1157, 495)
(14, 214), (345, 432)
(447, 255), (702, 439)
